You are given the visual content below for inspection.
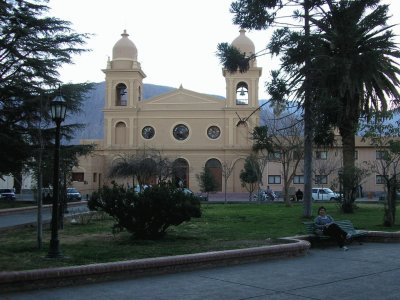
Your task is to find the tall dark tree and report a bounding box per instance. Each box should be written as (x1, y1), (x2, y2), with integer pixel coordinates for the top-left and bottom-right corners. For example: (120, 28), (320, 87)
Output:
(312, 0), (400, 212)
(217, 0), (400, 214)
(217, 0), (324, 217)
(0, 0), (91, 177)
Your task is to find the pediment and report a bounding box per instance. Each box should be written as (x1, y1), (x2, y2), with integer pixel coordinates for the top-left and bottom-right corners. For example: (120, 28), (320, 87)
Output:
(140, 87), (225, 109)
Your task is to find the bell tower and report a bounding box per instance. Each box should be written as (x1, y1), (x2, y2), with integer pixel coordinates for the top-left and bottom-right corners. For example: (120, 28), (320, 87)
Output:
(102, 30), (146, 147)
(223, 29), (262, 111)
(223, 28), (262, 141)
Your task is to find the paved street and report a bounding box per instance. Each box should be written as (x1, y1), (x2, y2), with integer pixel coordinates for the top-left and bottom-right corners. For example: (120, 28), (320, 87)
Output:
(1, 242), (399, 300)
(0, 202), (89, 230)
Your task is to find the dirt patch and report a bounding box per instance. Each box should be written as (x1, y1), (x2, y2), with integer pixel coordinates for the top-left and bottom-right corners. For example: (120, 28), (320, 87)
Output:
(60, 232), (120, 244)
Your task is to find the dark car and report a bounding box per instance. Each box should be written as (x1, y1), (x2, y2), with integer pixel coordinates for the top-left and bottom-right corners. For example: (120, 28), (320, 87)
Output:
(66, 188), (82, 202)
(0, 188), (16, 201)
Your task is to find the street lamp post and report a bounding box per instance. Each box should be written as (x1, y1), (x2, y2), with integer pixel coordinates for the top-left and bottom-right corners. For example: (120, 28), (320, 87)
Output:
(47, 90), (67, 258)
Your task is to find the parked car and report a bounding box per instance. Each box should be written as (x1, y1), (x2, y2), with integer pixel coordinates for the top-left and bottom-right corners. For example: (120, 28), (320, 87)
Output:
(181, 188), (194, 196)
(133, 184), (150, 193)
(66, 188), (82, 202)
(179, 188), (207, 201)
(0, 188), (16, 201)
(312, 188), (338, 201)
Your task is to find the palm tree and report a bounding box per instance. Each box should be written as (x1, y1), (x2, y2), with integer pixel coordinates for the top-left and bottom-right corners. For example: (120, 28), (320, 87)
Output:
(314, 0), (400, 211)
(217, 0), (399, 214)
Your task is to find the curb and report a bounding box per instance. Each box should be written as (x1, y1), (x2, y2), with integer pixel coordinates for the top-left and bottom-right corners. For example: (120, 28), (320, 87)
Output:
(0, 239), (310, 293)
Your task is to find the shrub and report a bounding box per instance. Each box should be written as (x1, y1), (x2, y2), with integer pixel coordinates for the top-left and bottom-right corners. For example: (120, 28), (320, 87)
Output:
(88, 182), (202, 239)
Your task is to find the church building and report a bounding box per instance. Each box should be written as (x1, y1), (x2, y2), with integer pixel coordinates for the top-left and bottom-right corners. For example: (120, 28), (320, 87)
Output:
(73, 29), (262, 195)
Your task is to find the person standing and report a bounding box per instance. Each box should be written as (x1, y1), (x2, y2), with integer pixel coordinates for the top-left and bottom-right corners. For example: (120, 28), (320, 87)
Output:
(295, 189), (303, 201)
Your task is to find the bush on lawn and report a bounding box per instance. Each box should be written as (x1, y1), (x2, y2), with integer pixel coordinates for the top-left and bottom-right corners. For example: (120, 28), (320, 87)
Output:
(88, 182), (202, 239)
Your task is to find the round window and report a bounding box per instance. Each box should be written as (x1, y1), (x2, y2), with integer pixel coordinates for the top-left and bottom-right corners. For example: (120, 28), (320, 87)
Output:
(173, 124), (189, 141)
(207, 126), (221, 139)
(142, 126), (155, 139)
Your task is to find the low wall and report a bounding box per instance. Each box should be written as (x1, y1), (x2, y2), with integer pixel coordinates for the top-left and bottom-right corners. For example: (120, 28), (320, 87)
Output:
(0, 239), (310, 293)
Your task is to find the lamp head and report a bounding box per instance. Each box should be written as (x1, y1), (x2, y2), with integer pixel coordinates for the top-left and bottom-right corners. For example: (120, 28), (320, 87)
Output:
(50, 89), (67, 122)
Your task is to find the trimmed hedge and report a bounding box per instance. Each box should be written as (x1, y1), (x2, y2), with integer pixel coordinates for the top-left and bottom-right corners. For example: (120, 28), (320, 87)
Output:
(88, 182), (201, 239)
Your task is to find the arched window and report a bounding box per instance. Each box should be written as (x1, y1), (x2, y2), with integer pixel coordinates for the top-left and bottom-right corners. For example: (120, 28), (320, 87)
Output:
(205, 159), (222, 192)
(236, 81), (248, 105)
(116, 83), (128, 106)
(172, 158), (189, 188)
(115, 122), (127, 144)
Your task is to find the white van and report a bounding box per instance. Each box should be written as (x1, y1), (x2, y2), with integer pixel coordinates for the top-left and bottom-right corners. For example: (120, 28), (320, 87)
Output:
(312, 188), (338, 201)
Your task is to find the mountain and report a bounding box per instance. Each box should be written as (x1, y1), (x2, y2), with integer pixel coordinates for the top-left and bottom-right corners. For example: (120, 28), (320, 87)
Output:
(69, 82), (176, 144)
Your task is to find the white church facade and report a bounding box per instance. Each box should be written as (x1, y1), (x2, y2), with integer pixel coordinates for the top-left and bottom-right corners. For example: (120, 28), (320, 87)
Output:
(73, 29), (262, 196)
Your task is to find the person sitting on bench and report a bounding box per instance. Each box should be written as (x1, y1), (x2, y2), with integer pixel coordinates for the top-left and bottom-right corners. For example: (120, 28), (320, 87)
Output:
(314, 206), (351, 251)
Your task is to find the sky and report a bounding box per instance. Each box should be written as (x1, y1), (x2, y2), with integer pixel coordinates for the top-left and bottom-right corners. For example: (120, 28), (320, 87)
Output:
(48, 0), (400, 100)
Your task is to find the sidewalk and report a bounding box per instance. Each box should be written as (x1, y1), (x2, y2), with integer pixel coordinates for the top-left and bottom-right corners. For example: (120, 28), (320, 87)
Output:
(206, 192), (380, 203)
(1, 242), (399, 300)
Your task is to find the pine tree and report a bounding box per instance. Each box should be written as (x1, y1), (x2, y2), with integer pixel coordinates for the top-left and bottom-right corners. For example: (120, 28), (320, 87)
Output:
(0, 0), (92, 176)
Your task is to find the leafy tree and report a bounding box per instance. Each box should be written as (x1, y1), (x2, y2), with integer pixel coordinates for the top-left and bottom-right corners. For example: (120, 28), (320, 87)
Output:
(0, 0), (91, 177)
(88, 182), (202, 239)
(109, 148), (173, 189)
(221, 160), (235, 204)
(312, 147), (342, 188)
(254, 109), (304, 206)
(196, 166), (218, 200)
(240, 154), (261, 200)
(362, 111), (400, 226)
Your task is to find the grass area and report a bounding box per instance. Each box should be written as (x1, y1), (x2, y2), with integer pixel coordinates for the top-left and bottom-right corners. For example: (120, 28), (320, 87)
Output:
(0, 202), (398, 272)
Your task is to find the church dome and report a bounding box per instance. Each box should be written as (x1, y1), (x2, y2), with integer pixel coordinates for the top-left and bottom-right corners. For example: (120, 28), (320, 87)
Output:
(231, 29), (255, 56)
(112, 30), (137, 61)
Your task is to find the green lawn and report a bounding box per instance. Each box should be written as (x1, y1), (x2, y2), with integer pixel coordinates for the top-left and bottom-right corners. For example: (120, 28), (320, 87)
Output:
(0, 202), (398, 272)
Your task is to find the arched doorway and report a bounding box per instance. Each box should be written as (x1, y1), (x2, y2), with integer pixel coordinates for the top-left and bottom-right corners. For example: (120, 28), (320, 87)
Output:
(206, 158), (222, 192)
(172, 158), (189, 188)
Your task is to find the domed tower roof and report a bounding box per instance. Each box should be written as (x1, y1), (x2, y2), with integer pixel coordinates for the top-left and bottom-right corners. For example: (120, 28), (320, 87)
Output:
(112, 30), (138, 61)
(231, 29), (255, 57)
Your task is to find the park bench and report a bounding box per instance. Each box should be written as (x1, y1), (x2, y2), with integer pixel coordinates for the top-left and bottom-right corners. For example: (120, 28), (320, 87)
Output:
(303, 220), (368, 244)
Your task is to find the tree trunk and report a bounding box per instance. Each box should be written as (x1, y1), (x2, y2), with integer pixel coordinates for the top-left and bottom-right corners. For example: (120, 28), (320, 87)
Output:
(384, 178), (397, 226)
(339, 118), (357, 213)
(283, 184), (291, 207)
(224, 181), (227, 204)
(302, 0), (313, 218)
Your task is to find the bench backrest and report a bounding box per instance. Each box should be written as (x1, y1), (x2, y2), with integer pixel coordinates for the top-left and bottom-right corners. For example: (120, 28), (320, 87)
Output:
(303, 220), (355, 234)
